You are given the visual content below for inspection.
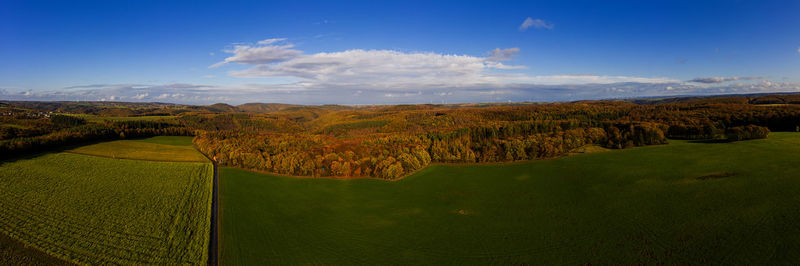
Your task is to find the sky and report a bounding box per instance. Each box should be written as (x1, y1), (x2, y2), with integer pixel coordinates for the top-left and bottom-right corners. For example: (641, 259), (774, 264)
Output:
(1, 0), (799, 105)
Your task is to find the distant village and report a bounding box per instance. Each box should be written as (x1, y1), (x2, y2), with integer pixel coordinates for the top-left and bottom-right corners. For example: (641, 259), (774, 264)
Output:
(0, 111), (55, 118)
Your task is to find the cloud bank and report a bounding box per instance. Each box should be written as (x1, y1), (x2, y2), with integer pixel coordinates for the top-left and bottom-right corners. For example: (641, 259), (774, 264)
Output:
(4, 80), (799, 105)
(209, 40), (301, 68)
(212, 38), (531, 90)
(487, 47), (520, 61)
(5, 38), (797, 105)
(688, 76), (765, 84)
(209, 38), (672, 92)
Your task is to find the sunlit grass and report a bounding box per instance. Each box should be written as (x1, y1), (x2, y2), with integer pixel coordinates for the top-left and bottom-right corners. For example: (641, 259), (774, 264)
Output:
(0, 152), (213, 264)
(67, 137), (206, 162)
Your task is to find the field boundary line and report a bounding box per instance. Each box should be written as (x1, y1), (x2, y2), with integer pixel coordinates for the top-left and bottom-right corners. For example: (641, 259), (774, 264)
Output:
(192, 143), (219, 266)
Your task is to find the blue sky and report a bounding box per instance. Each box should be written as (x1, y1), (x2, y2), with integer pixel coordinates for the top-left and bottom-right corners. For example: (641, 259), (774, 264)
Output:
(1, 0), (799, 104)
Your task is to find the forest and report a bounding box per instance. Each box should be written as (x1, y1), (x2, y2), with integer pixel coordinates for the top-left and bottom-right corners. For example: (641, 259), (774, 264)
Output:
(2, 93), (796, 178)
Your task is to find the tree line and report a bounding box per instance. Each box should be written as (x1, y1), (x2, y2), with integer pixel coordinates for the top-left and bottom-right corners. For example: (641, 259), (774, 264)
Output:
(3, 95), (796, 178)
(0, 120), (191, 159)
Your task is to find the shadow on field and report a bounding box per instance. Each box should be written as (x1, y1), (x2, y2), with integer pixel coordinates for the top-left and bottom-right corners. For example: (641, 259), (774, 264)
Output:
(0, 136), (191, 166)
(0, 139), (112, 165)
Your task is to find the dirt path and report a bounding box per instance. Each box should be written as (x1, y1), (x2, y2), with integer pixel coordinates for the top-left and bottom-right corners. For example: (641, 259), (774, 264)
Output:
(207, 160), (219, 266)
(191, 144), (219, 266)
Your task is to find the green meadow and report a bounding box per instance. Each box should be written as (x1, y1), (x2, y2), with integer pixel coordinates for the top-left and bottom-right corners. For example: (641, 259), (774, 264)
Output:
(132, 135), (196, 146)
(220, 132), (800, 265)
(67, 136), (207, 162)
(0, 137), (213, 264)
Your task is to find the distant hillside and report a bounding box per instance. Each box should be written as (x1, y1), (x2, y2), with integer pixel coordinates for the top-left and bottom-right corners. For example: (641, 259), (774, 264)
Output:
(4, 91), (800, 115)
(186, 103), (238, 113)
(622, 92), (800, 105)
(236, 103), (301, 113)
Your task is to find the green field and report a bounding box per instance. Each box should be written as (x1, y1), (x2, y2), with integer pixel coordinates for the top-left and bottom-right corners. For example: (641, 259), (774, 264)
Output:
(220, 132), (800, 264)
(0, 139), (213, 264)
(132, 135), (196, 146)
(67, 136), (207, 162)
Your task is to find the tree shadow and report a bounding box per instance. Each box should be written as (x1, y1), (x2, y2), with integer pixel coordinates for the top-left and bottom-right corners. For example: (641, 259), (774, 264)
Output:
(0, 138), (113, 165)
(0, 136), (194, 165)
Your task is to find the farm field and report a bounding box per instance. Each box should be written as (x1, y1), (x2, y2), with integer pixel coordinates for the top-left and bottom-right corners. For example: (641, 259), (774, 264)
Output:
(133, 135), (196, 146)
(0, 137), (213, 264)
(66, 136), (207, 162)
(220, 132), (800, 264)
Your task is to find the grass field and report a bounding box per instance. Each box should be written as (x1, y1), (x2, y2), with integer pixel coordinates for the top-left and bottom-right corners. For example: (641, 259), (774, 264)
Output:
(220, 132), (800, 264)
(132, 135), (195, 146)
(0, 138), (213, 264)
(66, 136), (207, 162)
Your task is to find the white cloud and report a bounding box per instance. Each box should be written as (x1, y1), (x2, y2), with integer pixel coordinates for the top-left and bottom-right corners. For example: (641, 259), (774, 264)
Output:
(384, 91), (423, 98)
(214, 39), (535, 91)
(688, 76), (765, 83)
(203, 38), (683, 101)
(100, 95), (117, 101)
(209, 39), (301, 68)
(517, 74), (677, 85)
(9, 80), (800, 105)
(257, 38), (287, 45)
(797, 47), (800, 54)
(228, 48), (531, 89)
(478, 90), (507, 95)
(132, 93), (149, 100)
(487, 47), (520, 61)
(519, 17), (554, 31)
(153, 93), (186, 100)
